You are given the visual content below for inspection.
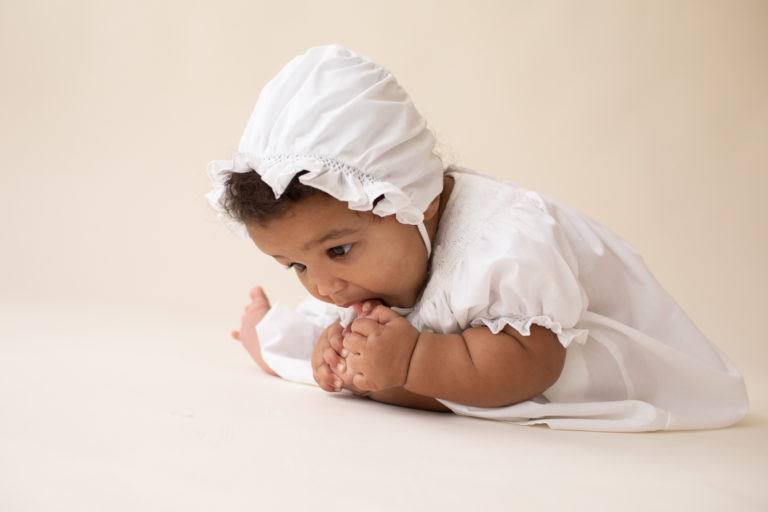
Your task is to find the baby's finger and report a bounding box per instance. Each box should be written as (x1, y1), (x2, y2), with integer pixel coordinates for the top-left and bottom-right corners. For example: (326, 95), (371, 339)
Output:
(328, 330), (347, 356)
(342, 331), (366, 354)
(364, 304), (401, 324)
(323, 346), (346, 375)
(349, 317), (381, 336)
(345, 352), (362, 373)
(314, 363), (342, 392)
(352, 372), (371, 392)
(231, 330), (240, 341)
(351, 299), (378, 315)
(361, 300), (383, 316)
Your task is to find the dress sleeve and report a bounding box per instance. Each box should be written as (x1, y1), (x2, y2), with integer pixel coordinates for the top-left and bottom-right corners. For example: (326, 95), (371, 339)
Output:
(448, 206), (590, 348)
(255, 296), (339, 385)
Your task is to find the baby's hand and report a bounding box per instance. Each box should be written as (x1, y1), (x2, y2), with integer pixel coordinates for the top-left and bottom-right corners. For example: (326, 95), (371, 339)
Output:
(231, 286), (277, 376)
(343, 303), (420, 392)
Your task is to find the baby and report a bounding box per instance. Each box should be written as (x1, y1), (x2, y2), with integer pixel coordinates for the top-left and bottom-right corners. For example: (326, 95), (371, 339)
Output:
(208, 45), (748, 431)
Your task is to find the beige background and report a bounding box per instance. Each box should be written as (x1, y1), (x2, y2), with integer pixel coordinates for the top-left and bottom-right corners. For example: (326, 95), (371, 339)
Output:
(2, 1), (767, 510)
(2, 0), (767, 364)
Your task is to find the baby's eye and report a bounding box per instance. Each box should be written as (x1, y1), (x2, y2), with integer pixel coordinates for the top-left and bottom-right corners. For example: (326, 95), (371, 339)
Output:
(328, 243), (352, 257)
(286, 262), (307, 272)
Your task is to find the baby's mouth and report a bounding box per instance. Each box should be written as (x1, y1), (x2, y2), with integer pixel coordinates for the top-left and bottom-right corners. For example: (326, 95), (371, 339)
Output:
(346, 298), (388, 312)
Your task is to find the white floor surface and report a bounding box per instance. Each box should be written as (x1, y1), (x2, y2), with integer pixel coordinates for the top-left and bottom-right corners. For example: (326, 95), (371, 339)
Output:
(2, 296), (767, 511)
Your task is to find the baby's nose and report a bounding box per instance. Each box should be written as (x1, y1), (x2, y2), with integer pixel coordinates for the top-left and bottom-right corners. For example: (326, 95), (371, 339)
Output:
(316, 274), (346, 297)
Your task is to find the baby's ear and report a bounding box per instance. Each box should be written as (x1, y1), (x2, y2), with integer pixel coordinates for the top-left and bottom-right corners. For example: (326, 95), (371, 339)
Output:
(423, 195), (441, 221)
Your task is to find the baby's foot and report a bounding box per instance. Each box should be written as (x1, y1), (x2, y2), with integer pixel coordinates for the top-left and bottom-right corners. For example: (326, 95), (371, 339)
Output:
(232, 286), (277, 375)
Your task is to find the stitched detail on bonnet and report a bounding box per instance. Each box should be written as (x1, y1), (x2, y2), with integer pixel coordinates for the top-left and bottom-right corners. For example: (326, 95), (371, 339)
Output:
(263, 154), (378, 185)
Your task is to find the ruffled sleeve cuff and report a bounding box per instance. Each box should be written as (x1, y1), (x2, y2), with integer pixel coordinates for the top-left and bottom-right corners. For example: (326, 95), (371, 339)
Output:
(471, 315), (589, 348)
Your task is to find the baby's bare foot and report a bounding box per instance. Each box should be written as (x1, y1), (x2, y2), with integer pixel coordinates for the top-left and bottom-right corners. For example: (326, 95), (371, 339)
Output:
(232, 286), (277, 376)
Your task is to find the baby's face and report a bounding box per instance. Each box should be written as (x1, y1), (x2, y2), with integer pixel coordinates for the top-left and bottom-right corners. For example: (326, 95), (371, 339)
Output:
(247, 193), (431, 309)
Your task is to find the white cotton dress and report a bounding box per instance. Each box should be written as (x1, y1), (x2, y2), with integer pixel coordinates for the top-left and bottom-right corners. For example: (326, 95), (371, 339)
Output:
(256, 167), (749, 432)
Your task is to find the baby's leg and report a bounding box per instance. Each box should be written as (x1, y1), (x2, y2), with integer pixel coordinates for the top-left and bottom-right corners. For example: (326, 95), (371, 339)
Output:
(232, 286), (277, 376)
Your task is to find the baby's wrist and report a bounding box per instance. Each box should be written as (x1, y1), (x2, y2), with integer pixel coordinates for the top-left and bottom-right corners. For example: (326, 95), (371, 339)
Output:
(402, 328), (422, 389)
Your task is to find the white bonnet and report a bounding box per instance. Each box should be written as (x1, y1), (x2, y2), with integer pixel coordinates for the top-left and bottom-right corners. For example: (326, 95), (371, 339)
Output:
(206, 44), (444, 256)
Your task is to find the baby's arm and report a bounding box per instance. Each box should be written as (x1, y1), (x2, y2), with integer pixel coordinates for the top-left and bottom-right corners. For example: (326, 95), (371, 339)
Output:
(344, 304), (566, 408)
(405, 324), (565, 407)
(231, 286), (278, 376)
(363, 387), (451, 412)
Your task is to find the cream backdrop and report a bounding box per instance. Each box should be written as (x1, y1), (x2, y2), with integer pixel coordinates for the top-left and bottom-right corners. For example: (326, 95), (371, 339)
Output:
(2, 3), (767, 391)
(3, 1), (768, 510)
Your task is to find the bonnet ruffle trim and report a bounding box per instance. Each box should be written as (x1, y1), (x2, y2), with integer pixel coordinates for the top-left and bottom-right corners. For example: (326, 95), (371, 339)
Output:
(206, 152), (425, 239)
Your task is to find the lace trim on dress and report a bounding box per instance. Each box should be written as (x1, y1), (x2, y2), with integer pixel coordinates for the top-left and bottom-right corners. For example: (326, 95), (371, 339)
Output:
(426, 168), (547, 281)
(415, 168), (546, 311)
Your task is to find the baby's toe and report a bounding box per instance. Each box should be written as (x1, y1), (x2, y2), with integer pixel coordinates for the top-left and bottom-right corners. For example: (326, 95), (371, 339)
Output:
(249, 286), (270, 307)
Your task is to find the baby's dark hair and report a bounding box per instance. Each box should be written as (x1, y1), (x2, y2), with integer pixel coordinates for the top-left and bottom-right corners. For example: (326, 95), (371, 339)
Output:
(223, 170), (322, 226)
